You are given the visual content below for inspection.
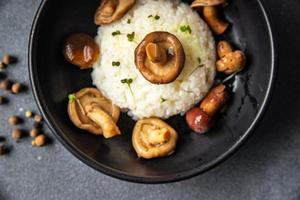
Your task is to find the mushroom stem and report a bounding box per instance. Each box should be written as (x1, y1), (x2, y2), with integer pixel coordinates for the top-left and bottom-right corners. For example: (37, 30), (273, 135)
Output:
(146, 43), (167, 64)
(85, 104), (121, 139)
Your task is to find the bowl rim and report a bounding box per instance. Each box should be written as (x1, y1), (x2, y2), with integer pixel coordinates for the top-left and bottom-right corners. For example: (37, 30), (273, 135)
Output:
(28, 0), (277, 184)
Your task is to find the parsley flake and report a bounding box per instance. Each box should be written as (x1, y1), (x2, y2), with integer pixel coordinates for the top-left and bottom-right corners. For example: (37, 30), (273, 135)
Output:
(112, 61), (120, 67)
(121, 78), (134, 95)
(160, 98), (167, 103)
(148, 14), (160, 21)
(112, 30), (121, 36)
(68, 94), (76, 103)
(180, 25), (192, 34)
(127, 32), (135, 42)
(127, 19), (131, 24)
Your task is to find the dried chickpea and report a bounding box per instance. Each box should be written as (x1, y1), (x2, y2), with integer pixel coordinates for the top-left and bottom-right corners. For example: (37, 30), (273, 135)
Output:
(0, 79), (11, 90)
(2, 54), (12, 65)
(32, 134), (46, 147)
(12, 129), (23, 141)
(11, 83), (22, 94)
(8, 116), (19, 125)
(30, 128), (39, 138)
(25, 111), (33, 118)
(34, 115), (43, 123)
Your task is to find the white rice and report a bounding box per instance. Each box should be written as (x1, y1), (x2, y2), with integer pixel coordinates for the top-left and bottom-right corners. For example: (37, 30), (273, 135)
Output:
(92, 0), (216, 119)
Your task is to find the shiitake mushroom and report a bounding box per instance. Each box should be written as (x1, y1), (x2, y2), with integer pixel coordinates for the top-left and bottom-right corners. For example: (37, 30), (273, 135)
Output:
(135, 31), (185, 84)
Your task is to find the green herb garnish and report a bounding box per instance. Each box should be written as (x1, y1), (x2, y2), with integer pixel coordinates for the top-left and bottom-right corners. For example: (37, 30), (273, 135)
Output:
(127, 32), (135, 42)
(197, 57), (202, 64)
(180, 25), (192, 34)
(148, 14), (160, 21)
(112, 61), (120, 67)
(160, 98), (167, 103)
(189, 58), (205, 76)
(112, 30), (121, 36)
(121, 78), (134, 95)
(127, 19), (131, 24)
(68, 94), (76, 103)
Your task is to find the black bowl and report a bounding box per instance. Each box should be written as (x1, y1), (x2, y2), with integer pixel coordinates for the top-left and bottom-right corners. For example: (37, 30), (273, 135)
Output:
(29, 0), (276, 183)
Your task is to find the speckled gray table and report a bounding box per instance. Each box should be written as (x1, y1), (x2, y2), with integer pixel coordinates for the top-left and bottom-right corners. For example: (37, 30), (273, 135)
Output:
(0, 0), (300, 200)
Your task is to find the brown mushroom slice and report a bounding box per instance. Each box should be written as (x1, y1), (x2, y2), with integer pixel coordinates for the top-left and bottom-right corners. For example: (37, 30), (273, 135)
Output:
(67, 88), (120, 135)
(94, 0), (136, 25)
(85, 104), (121, 138)
(191, 0), (226, 8)
(135, 32), (185, 84)
(132, 118), (178, 159)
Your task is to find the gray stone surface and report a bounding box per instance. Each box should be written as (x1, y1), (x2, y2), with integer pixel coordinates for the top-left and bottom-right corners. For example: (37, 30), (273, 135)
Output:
(0, 0), (300, 199)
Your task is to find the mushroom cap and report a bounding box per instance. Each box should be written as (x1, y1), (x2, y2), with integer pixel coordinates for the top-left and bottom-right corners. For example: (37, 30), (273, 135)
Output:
(191, 0), (227, 8)
(67, 88), (120, 135)
(94, 0), (136, 25)
(132, 118), (178, 159)
(63, 33), (100, 69)
(135, 31), (185, 84)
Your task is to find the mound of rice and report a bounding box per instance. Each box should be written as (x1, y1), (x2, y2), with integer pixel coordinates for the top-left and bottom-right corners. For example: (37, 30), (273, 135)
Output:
(92, 0), (216, 119)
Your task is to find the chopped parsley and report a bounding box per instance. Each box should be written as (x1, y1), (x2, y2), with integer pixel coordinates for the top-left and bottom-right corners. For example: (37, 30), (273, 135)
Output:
(68, 94), (76, 103)
(180, 25), (192, 34)
(197, 57), (202, 64)
(121, 78), (134, 95)
(148, 14), (160, 21)
(112, 61), (120, 67)
(127, 32), (135, 42)
(112, 30), (121, 36)
(160, 98), (167, 103)
(127, 19), (131, 24)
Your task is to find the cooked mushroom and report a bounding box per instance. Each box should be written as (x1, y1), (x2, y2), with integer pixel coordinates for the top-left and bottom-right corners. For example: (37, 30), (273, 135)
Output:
(203, 6), (229, 35)
(94, 0), (136, 25)
(132, 118), (178, 159)
(191, 0), (226, 8)
(216, 41), (246, 74)
(185, 107), (213, 134)
(135, 31), (185, 84)
(67, 88), (120, 136)
(85, 104), (121, 138)
(199, 84), (229, 116)
(186, 84), (229, 134)
(63, 33), (100, 69)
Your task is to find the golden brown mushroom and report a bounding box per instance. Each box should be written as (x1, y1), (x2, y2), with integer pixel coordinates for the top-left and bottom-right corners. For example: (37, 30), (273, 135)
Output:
(203, 6), (229, 35)
(186, 84), (229, 134)
(199, 84), (229, 117)
(85, 104), (121, 138)
(191, 0), (226, 8)
(68, 88), (120, 137)
(135, 31), (185, 84)
(132, 118), (178, 159)
(94, 0), (136, 25)
(216, 41), (246, 74)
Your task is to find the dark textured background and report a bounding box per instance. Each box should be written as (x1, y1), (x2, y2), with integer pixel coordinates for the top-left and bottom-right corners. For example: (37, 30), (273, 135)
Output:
(0, 0), (299, 199)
